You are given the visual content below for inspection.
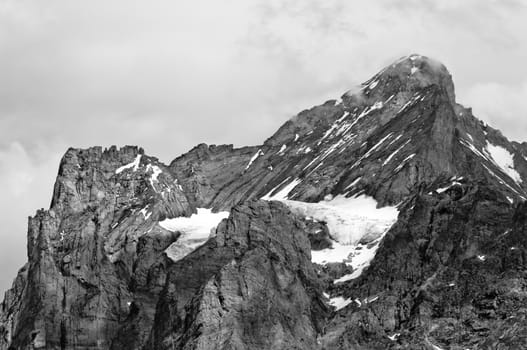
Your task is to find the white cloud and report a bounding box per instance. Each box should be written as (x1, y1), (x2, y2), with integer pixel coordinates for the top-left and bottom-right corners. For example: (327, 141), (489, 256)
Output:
(462, 82), (527, 141)
(0, 142), (61, 293)
(0, 143), (34, 196)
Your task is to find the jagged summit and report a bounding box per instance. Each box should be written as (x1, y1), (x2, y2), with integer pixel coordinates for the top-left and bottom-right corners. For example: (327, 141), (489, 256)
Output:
(341, 54), (455, 105)
(388, 54), (453, 85)
(268, 54), (456, 147)
(3, 55), (527, 350)
(200, 55), (522, 210)
(47, 55), (527, 210)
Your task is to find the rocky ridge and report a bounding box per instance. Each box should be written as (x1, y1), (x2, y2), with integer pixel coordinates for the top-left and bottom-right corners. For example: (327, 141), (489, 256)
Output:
(2, 54), (527, 349)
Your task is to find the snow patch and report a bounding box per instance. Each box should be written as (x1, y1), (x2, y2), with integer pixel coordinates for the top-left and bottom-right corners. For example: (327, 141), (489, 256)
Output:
(317, 111), (354, 145)
(461, 139), (489, 161)
(160, 208), (230, 262)
(304, 155), (322, 170)
(116, 155), (142, 174)
(330, 235), (387, 283)
(394, 154), (416, 172)
(278, 144), (287, 155)
(397, 93), (422, 114)
(140, 207), (152, 220)
(486, 142), (522, 184)
(146, 164), (163, 189)
(371, 101), (383, 110)
(245, 149), (264, 170)
(282, 195), (398, 246)
(346, 101), (385, 132)
(368, 296), (379, 303)
(262, 178), (302, 200)
(435, 181), (462, 194)
(387, 333), (400, 341)
(312, 241), (358, 266)
(279, 195), (398, 281)
(329, 297), (352, 311)
(336, 111), (350, 123)
(351, 133), (394, 170)
(344, 177), (362, 190)
(382, 139), (410, 166)
(150, 165), (162, 182)
(482, 163), (525, 198)
(263, 186), (398, 281)
(364, 133), (393, 159)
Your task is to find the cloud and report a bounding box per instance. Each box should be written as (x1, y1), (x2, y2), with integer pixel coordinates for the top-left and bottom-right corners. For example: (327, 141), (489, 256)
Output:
(463, 82), (527, 142)
(0, 143), (39, 197)
(0, 142), (62, 293)
(1, 0), (527, 292)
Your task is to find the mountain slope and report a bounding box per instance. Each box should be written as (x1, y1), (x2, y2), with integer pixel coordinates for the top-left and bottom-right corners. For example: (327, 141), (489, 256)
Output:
(177, 54), (526, 211)
(2, 54), (527, 349)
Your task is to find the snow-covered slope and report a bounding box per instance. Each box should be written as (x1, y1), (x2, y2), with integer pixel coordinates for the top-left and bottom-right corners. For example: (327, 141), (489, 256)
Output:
(280, 195), (398, 246)
(159, 208), (230, 261)
(263, 194), (398, 284)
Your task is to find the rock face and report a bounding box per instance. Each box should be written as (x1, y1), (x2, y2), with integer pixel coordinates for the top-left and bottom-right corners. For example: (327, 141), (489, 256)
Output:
(2, 54), (527, 349)
(144, 201), (328, 350)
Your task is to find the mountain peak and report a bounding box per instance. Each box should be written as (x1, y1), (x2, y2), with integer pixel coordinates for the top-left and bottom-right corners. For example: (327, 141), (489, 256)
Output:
(393, 54), (455, 102)
(352, 54), (456, 105)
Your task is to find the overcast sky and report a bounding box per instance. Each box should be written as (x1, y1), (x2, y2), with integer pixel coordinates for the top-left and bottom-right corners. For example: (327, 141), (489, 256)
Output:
(1, 0), (527, 293)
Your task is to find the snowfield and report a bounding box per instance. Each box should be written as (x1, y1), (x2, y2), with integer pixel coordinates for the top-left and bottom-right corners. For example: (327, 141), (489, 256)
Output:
(486, 142), (522, 184)
(160, 208), (230, 262)
(115, 154), (142, 174)
(281, 195), (398, 245)
(264, 188), (399, 281)
(261, 178), (302, 200)
(328, 296), (353, 311)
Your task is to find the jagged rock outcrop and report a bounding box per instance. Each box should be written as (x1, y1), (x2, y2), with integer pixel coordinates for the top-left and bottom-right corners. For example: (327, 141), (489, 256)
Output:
(320, 181), (527, 349)
(144, 200), (328, 350)
(1, 146), (192, 349)
(2, 54), (527, 349)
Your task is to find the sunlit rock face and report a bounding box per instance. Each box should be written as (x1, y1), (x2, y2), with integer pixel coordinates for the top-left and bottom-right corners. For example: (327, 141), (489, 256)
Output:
(3, 55), (527, 349)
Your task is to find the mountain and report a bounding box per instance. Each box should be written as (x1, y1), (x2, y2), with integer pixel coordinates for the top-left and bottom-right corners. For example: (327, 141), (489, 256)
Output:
(2, 54), (527, 349)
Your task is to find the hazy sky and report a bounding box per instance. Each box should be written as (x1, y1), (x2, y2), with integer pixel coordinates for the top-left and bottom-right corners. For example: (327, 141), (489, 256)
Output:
(1, 0), (527, 293)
